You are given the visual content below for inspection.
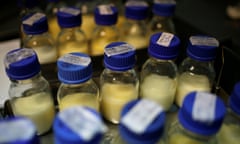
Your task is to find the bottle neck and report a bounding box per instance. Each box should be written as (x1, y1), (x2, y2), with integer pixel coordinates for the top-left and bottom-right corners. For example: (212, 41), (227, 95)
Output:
(11, 73), (42, 84)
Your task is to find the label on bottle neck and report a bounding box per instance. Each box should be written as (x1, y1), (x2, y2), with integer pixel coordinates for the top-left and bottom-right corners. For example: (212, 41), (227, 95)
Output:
(126, 0), (148, 7)
(157, 32), (174, 47)
(154, 0), (176, 4)
(59, 107), (107, 141)
(0, 119), (36, 142)
(190, 36), (219, 47)
(98, 5), (113, 15)
(59, 7), (80, 16)
(192, 92), (217, 123)
(105, 44), (135, 57)
(59, 54), (91, 66)
(23, 12), (45, 26)
(121, 99), (163, 134)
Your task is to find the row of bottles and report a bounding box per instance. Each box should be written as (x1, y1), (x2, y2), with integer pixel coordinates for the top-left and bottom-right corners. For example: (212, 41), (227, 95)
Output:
(17, 0), (177, 64)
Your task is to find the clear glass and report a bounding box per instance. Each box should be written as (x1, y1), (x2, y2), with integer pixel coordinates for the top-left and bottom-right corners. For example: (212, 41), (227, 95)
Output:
(9, 73), (56, 135)
(121, 18), (148, 49)
(175, 57), (216, 107)
(90, 25), (119, 56)
(23, 32), (58, 64)
(140, 57), (178, 110)
(56, 27), (89, 57)
(166, 121), (218, 144)
(57, 79), (100, 112)
(217, 108), (240, 144)
(147, 15), (175, 39)
(100, 68), (139, 124)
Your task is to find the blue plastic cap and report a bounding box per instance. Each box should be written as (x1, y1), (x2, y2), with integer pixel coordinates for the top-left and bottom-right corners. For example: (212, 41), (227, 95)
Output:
(57, 53), (92, 84)
(4, 48), (41, 80)
(57, 7), (82, 28)
(104, 42), (136, 71)
(187, 35), (219, 61)
(148, 32), (180, 60)
(152, 0), (176, 17)
(0, 116), (40, 144)
(178, 91), (226, 136)
(94, 4), (118, 25)
(125, 0), (149, 20)
(229, 81), (240, 115)
(53, 107), (104, 144)
(119, 99), (166, 144)
(22, 12), (48, 35)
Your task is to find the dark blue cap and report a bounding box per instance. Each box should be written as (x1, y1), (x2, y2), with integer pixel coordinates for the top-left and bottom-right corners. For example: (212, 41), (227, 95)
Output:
(53, 106), (105, 144)
(4, 48), (41, 80)
(57, 7), (82, 28)
(148, 32), (180, 60)
(104, 42), (136, 71)
(17, 0), (39, 9)
(57, 53), (92, 84)
(125, 0), (149, 20)
(94, 4), (118, 25)
(119, 99), (166, 144)
(187, 35), (219, 61)
(178, 91), (226, 136)
(0, 116), (40, 144)
(152, 0), (176, 17)
(229, 81), (240, 115)
(22, 12), (48, 35)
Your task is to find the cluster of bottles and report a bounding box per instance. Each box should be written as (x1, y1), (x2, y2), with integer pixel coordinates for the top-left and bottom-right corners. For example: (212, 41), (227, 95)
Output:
(1, 30), (240, 144)
(17, 0), (177, 65)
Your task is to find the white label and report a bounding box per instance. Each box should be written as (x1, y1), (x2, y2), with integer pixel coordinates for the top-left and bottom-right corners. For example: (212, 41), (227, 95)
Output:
(59, 107), (107, 141)
(22, 12), (45, 26)
(5, 48), (35, 68)
(126, 0), (148, 7)
(59, 54), (91, 66)
(154, 0), (176, 4)
(105, 44), (135, 57)
(192, 92), (217, 123)
(121, 99), (163, 134)
(0, 119), (35, 142)
(98, 5), (113, 15)
(157, 32), (174, 47)
(190, 36), (219, 47)
(59, 7), (81, 16)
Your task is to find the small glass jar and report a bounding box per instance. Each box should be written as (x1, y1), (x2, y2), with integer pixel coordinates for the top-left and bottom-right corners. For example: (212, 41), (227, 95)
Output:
(100, 42), (139, 124)
(22, 12), (58, 64)
(140, 32), (180, 111)
(147, 0), (176, 39)
(217, 81), (240, 144)
(56, 7), (89, 57)
(4, 48), (56, 135)
(116, 99), (166, 144)
(53, 106), (107, 144)
(57, 53), (100, 112)
(121, 0), (149, 49)
(90, 4), (119, 56)
(0, 116), (40, 144)
(167, 91), (226, 144)
(175, 35), (219, 107)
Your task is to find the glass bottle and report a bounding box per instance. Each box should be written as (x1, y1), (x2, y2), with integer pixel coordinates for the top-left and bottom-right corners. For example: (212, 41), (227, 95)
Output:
(57, 53), (100, 112)
(175, 35), (219, 107)
(53, 106), (107, 144)
(45, 0), (66, 40)
(56, 7), (89, 57)
(121, 0), (149, 50)
(22, 12), (58, 64)
(116, 99), (166, 144)
(217, 81), (240, 144)
(0, 116), (40, 144)
(147, 0), (176, 40)
(140, 32), (180, 111)
(100, 42), (139, 124)
(90, 4), (119, 56)
(167, 91), (226, 144)
(4, 48), (56, 135)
